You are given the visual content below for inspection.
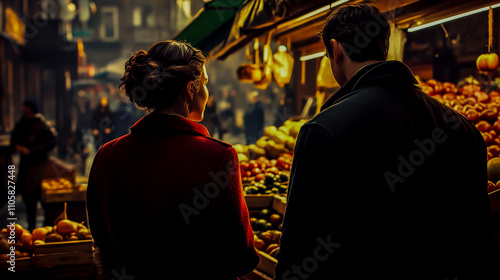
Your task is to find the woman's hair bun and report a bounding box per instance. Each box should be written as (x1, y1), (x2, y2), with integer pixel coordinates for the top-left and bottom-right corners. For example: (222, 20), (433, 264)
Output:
(119, 40), (206, 111)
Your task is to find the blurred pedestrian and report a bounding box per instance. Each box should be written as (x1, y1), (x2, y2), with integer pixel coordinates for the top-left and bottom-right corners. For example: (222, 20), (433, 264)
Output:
(200, 95), (227, 140)
(86, 40), (259, 279)
(113, 98), (133, 138)
(91, 97), (116, 149)
(10, 100), (56, 229)
(243, 91), (264, 144)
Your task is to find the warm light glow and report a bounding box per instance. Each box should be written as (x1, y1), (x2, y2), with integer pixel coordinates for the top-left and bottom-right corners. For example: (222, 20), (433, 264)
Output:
(67, 3), (76, 12)
(293, 0), (350, 23)
(408, 3), (500, 32)
(300, 51), (326, 61)
(278, 45), (287, 52)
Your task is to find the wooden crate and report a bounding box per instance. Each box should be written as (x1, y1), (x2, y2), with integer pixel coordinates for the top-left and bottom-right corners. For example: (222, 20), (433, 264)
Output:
(0, 257), (31, 271)
(256, 250), (277, 277)
(41, 181), (87, 203)
(32, 240), (93, 268)
(490, 188), (500, 214)
(44, 157), (77, 183)
(272, 195), (286, 215)
(245, 195), (274, 209)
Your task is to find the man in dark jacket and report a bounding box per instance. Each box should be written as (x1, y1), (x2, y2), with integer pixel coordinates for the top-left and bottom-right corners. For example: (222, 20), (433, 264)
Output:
(274, 4), (493, 280)
(11, 100), (56, 229)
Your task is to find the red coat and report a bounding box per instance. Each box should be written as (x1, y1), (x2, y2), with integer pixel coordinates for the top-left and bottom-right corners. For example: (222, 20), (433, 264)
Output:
(86, 114), (259, 279)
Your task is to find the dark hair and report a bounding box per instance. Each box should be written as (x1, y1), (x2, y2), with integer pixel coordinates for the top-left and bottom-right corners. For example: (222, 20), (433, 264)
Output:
(119, 40), (206, 111)
(320, 4), (390, 62)
(23, 99), (38, 113)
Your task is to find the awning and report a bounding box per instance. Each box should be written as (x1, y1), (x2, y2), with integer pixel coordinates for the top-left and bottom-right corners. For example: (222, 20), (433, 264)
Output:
(173, 0), (247, 55)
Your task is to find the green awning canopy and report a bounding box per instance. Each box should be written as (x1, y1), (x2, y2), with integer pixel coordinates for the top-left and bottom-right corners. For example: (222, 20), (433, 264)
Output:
(173, 0), (247, 55)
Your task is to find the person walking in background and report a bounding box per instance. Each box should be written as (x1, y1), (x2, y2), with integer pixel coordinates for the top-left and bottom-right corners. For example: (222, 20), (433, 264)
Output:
(86, 40), (259, 279)
(275, 4), (493, 280)
(113, 97), (133, 138)
(200, 95), (227, 140)
(243, 91), (264, 144)
(10, 100), (56, 229)
(91, 97), (116, 149)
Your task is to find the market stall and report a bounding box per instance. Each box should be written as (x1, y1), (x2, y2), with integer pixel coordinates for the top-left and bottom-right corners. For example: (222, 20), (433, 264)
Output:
(3, 0), (500, 278)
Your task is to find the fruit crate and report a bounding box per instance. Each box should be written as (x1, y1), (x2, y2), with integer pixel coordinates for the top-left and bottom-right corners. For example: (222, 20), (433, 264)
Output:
(245, 194), (275, 209)
(41, 181), (87, 203)
(490, 188), (500, 214)
(44, 157), (77, 183)
(32, 240), (93, 268)
(272, 195), (286, 214)
(256, 250), (277, 277)
(0, 256), (31, 271)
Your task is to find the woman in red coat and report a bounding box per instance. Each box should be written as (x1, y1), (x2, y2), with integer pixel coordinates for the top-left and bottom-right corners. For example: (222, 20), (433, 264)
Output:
(86, 40), (259, 279)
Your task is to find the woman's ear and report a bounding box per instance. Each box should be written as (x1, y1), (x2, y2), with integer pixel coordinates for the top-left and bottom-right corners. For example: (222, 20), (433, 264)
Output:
(185, 81), (195, 101)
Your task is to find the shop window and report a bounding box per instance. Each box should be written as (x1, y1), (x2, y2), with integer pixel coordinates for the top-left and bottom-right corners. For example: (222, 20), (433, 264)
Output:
(133, 5), (155, 28)
(100, 6), (118, 41)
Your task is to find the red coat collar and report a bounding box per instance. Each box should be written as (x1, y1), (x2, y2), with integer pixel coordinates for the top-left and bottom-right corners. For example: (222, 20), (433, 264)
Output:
(129, 114), (210, 137)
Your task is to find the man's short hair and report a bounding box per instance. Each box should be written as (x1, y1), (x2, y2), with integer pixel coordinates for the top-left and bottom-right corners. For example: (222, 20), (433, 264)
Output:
(320, 4), (390, 62)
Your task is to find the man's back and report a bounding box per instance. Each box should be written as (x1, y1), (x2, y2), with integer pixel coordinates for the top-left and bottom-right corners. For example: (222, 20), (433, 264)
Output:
(275, 61), (492, 279)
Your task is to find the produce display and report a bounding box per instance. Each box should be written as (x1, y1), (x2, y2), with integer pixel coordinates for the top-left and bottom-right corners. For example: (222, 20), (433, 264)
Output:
(234, 119), (306, 162)
(0, 219), (92, 264)
(250, 209), (283, 259)
(235, 120), (304, 196)
(418, 75), (500, 194)
(240, 155), (291, 195)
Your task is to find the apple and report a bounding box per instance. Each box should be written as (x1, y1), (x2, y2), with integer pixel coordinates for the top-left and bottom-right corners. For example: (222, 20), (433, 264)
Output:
(426, 79), (437, 88)
(465, 109), (480, 123)
(488, 145), (500, 157)
(482, 132), (495, 146)
(493, 121), (500, 134)
(443, 92), (456, 100)
(434, 82), (444, 94)
(476, 53), (499, 72)
(269, 214), (283, 226)
(476, 121), (493, 132)
(421, 85), (434, 95)
(462, 97), (477, 106)
(487, 157), (500, 182)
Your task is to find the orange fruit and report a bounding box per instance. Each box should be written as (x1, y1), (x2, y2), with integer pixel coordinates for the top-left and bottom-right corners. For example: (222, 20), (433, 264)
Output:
(56, 219), (77, 236)
(32, 228), (49, 242)
(254, 239), (266, 251)
(7, 224), (24, 240)
(20, 231), (32, 245)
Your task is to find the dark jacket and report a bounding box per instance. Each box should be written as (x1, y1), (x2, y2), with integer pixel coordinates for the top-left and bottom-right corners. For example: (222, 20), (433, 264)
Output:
(275, 61), (493, 280)
(10, 114), (56, 166)
(86, 114), (259, 279)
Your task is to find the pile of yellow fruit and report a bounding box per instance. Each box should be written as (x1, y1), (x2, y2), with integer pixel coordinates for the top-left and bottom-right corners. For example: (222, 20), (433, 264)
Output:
(235, 119), (307, 161)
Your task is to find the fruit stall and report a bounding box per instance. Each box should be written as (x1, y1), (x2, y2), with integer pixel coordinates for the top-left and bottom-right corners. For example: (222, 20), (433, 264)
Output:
(2, 1), (500, 279)
(0, 204), (94, 278)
